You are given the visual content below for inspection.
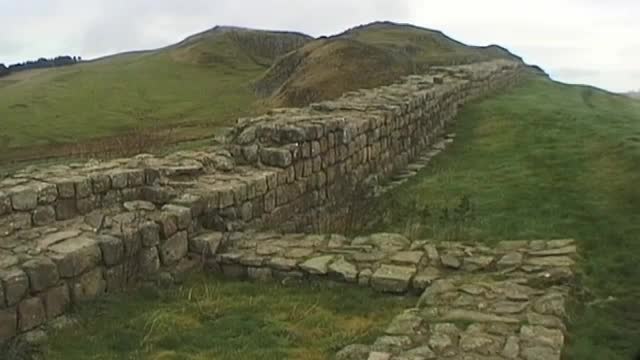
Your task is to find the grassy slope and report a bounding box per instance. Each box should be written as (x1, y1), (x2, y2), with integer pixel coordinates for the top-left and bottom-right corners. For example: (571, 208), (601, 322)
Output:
(363, 75), (640, 359)
(0, 29), (309, 154)
(45, 275), (412, 360)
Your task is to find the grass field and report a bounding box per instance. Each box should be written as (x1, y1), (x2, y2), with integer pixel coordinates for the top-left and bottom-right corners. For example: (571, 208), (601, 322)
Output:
(362, 75), (640, 359)
(0, 51), (261, 151)
(43, 275), (412, 360)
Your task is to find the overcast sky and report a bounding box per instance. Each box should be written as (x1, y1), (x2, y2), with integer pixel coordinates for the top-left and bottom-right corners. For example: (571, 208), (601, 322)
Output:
(1, 0), (638, 92)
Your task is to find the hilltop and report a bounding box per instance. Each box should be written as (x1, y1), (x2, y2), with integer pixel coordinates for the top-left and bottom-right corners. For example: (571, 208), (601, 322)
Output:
(0, 21), (526, 163)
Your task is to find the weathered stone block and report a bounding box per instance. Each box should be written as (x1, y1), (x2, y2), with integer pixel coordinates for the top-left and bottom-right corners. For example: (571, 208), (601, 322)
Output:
(190, 232), (223, 257)
(328, 258), (358, 283)
(371, 265), (416, 293)
(77, 196), (98, 215)
(140, 221), (160, 247)
(159, 231), (188, 265)
(162, 205), (192, 230)
(98, 235), (124, 266)
(49, 236), (102, 278)
(138, 247), (160, 275)
(109, 170), (129, 189)
(157, 213), (178, 239)
(41, 284), (70, 319)
(32, 205), (56, 226)
(260, 148), (293, 168)
(54, 179), (76, 199)
(35, 182), (58, 204)
(70, 268), (106, 303)
(127, 169), (145, 187)
(22, 257), (60, 292)
(10, 185), (38, 211)
(74, 178), (92, 198)
(90, 174), (112, 194)
(55, 199), (78, 220)
(122, 227), (142, 257)
(1, 268), (28, 306)
(104, 264), (126, 292)
(0, 307), (17, 341)
(17, 297), (46, 331)
(300, 255), (334, 275)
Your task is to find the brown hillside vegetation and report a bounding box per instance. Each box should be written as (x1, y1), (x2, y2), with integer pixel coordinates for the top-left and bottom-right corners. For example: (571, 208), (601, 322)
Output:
(256, 21), (525, 107)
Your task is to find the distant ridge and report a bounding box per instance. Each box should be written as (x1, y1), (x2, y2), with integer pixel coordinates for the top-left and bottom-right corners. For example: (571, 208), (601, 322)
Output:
(0, 20), (546, 161)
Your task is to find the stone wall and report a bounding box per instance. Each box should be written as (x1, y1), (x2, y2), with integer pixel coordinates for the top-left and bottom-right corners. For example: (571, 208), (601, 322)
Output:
(0, 60), (531, 345)
(227, 59), (523, 232)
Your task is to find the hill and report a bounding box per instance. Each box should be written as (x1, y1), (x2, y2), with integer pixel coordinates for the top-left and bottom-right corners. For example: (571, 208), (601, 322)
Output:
(0, 22), (523, 164)
(364, 74), (640, 359)
(0, 26), (311, 162)
(256, 21), (524, 107)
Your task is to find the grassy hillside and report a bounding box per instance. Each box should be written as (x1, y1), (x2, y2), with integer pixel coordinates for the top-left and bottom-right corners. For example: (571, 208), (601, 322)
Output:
(257, 22), (523, 107)
(42, 275), (412, 360)
(0, 27), (311, 162)
(0, 22), (522, 163)
(361, 75), (640, 359)
(627, 91), (640, 99)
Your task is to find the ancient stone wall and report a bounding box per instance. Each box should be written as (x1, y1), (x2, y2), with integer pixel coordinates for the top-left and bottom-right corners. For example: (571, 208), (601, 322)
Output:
(227, 59), (523, 232)
(0, 60), (534, 346)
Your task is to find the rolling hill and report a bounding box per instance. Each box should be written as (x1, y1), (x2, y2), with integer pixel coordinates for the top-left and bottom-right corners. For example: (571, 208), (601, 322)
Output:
(256, 22), (524, 107)
(0, 22), (524, 163)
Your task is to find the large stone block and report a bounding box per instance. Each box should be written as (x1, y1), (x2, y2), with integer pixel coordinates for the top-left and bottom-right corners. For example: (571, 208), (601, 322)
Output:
(122, 227), (142, 257)
(17, 297), (46, 331)
(104, 264), (127, 292)
(70, 268), (106, 303)
(159, 231), (188, 265)
(138, 247), (160, 275)
(55, 199), (78, 220)
(49, 235), (102, 278)
(190, 232), (223, 257)
(140, 221), (160, 247)
(161, 205), (192, 230)
(260, 148), (293, 168)
(10, 185), (38, 211)
(35, 182), (58, 204)
(90, 173), (112, 194)
(32, 205), (56, 226)
(97, 235), (124, 266)
(0, 268), (29, 306)
(0, 307), (17, 341)
(371, 265), (416, 293)
(22, 257), (60, 292)
(41, 284), (70, 319)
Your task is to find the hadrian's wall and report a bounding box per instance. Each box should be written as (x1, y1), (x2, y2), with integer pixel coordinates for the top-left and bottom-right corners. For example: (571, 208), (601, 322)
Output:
(0, 60), (574, 356)
(226, 59), (523, 232)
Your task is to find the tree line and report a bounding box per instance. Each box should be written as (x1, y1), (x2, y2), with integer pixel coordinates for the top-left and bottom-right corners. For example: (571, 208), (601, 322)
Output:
(0, 55), (81, 77)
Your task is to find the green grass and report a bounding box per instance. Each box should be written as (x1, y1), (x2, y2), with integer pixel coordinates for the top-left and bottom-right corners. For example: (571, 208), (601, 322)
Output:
(363, 75), (640, 359)
(0, 50), (261, 151)
(45, 275), (412, 360)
